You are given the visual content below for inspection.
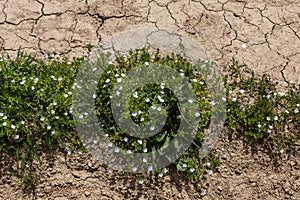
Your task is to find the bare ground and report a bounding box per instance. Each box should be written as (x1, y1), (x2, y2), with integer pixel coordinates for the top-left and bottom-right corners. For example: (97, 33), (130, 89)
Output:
(0, 0), (299, 199)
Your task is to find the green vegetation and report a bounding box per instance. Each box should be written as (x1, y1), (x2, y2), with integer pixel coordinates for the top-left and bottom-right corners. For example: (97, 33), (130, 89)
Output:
(0, 47), (299, 190)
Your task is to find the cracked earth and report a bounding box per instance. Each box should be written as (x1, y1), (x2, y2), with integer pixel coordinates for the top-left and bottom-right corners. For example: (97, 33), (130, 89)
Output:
(0, 0), (299, 199)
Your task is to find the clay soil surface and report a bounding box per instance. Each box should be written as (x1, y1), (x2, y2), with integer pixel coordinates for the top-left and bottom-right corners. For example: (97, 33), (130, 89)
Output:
(0, 0), (299, 199)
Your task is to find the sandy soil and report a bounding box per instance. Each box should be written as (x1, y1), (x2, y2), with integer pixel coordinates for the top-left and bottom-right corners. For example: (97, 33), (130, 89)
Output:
(0, 0), (299, 199)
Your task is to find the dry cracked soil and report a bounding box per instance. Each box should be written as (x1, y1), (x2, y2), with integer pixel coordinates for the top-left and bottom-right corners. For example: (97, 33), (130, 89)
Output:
(0, 0), (300, 199)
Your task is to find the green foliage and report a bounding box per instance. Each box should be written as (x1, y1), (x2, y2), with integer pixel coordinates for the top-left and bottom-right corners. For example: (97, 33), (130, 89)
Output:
(95, 48), (215, 182)
(0, 50), (84, 172)
(0, 48), (299, 190)
(224, 58), (300, 154)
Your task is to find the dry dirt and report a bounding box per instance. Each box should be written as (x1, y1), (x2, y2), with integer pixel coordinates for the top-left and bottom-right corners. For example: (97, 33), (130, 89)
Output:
(0, 0), (299, 199)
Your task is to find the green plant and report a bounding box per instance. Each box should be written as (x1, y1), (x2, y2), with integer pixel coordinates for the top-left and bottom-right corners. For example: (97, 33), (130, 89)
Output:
(1, 47), (299, 191)
(224, 58), (300, 154)
(0, 50), (84, 175)
(94, 47), (218, 183)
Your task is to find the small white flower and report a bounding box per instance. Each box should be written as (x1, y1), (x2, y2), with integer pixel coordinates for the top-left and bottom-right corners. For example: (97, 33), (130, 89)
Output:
(297, 104), (300, 107)
(138, 179), (144, 184)
(3, 122), (7, 126)
(143, 158), (148, 163)
(150, 126), (155, 131)
(14, 134), (19, 140)
(148, 165), (153, 171)
(11, 80), (15, 83)
(229, 90), (233, 94)
(279, 149), (284, 154)
(64, 94), (68, 98)
(278, 92), (285, 97)
(195, 112), (200, 118)
(201, 189), (207, 196)
(51, 130), (55, 135)
(295, 108), (299, 114)
(93, 140), (98, 144)
(182, 163), (187, 168)
(40, 117), (45, 122)
(188, 99), (193, 103)
(144, 62), (149, 66)
(210, 101), (216, 106)
(92, 67), (97, 72)
(20, 80), (26, 85)
(105, 79), (110, 83)
(266, 94), (271, 99)
(67, 61), (72, 65)
(133, 91), (138, 98)
(145, 98), (150, 103)
(137, 140), (143, 145)
(64, 112), (68, 116)
(206, 162), (211, 167)
(108, 61), (113, 65)
(180, 73), (185, 77)
(266, 116), (271, 121)
(239, 89), (245, 94)
(47, 126), (51, 130)
(158, 173), (163, 178)
(140, 117), (145, 122)
(132, 166), (137, 172)
(269, 125), (273, 129)
(121, 73), (126, 77)
(123, 137), (128, 142)
(117, 78), (122, 83)
(68, 92), (72, 95)
(258, 124), (262, 128)
(53, 102), (57, 106)
(51, 110), (55, 115)
(108, 142), (113, 147)
(115, 74), (120, 77)
(11, 125), (16, 129)
(163, 168), (168, 173)
(143, 148), (148, 153)
(232, 98), (237, 102)
(158, 96), (164, 103)
(34, 78), (39, 83)
(116, 91), (121, 96)
(79, 114), (83, 119)
(50, 75), (56, 80)
(242, 43), (247, 49)
(92, 94), (97, 99)
(207, 169), (213, 175)
(0, 113), (3, 117)
(222, 97), (227, 102)
(3, 116), (7, 120)
(267, 128), (273, 134)
(190, 168), (195, 172)
(117, 85), (123, 91)
(132, 112), (137, 117)
(58, 77), (63, 81)
(21, 121), (25, 125)
(55, 116), (59, 119)
(114, 147), (120, 153)
(127, 150), (132, 154)
(67, 151), (71, 155)
(157, 106), (162, 111)
(192, 79), (197, 82)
